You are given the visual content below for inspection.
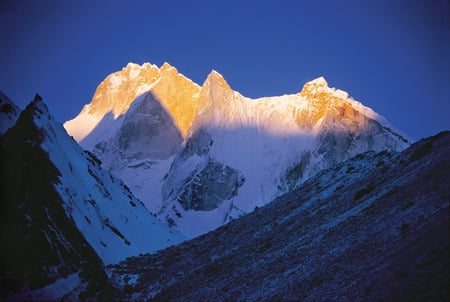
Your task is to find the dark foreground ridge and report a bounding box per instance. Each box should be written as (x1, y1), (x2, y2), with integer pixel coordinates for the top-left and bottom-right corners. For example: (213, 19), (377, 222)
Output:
(1, 96), (186, 300)
(103, 131), (449, 301)
(0, 98), (106, 299)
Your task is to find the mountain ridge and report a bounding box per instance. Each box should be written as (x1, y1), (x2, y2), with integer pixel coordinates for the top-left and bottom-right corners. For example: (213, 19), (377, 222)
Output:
(1, 95), (104, 296)
(64, 62), (410, 238)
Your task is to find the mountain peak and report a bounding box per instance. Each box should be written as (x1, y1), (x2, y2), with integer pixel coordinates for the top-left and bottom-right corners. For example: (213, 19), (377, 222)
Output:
(25, 93), (50, 118)
(298, 76), (331, 95)
(204, 69), (231, 91)
(299, 76), (343, 100)
(32, 93), (43, 102)
(160, 61), (176, 72)
(124, 62), (140, 69)
(209, 69), (222, 77)
(308, 76), (328, 87)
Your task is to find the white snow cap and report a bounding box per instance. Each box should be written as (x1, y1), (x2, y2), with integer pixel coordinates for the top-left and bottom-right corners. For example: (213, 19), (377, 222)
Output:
(205, 69), (226, 82)
(210, 69), (223, 76)
(307, 76), (328, 86)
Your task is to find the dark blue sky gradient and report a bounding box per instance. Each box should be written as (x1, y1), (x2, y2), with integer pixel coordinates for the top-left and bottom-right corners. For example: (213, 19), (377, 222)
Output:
(1, 0), (449, 140)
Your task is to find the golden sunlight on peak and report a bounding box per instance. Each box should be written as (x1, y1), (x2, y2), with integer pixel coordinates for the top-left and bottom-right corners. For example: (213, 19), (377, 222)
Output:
(308, 76), (328, 86)
(298, 76), (332, 97)
(160, 62), (176, 72)
(293, 76), (369, 131)
(204, 69), (231, 91)
(151, 68), (201, 138)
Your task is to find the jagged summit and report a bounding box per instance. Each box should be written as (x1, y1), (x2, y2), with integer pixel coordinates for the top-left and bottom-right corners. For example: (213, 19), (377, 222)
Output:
(206, 69), (225, 79)
(160, 61), (176, 72)
(203, 69), (232, 92)
(64, 61), (200, 142)
(17, 93), (54, 133)
(299, 75), (345, 98)
(194, 69), (234, 125)
(32, 93), (43, 102)
(306, 76), (328, 86)
(25, 94), (47, 117)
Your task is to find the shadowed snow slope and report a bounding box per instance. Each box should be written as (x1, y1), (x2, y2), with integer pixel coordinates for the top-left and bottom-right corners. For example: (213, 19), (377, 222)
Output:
(101, 131), (449, 301)
(0, 95), (185, 298)
(64, 62), (410, 238)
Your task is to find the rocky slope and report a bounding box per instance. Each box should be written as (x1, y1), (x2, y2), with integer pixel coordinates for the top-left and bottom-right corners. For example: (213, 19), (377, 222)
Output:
(102, 131), (449, 301)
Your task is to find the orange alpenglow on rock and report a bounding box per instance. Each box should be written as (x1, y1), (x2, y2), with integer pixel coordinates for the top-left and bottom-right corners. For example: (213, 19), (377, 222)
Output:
(64, 62), (200, 141)
(150, 62), (201, 138)
(296, 76), (379, 132)
(87, 62), (161, 118)
(65, 62), (387, 144)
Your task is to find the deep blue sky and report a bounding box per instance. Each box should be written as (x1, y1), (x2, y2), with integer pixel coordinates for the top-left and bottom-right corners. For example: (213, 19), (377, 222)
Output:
(1, 0), (449, 140)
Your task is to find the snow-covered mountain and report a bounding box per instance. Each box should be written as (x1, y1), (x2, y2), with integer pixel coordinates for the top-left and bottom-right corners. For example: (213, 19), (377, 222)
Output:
(0, 90), (20, 134)
(0, 95), (185, 297)
(64, 62), (410, 238)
